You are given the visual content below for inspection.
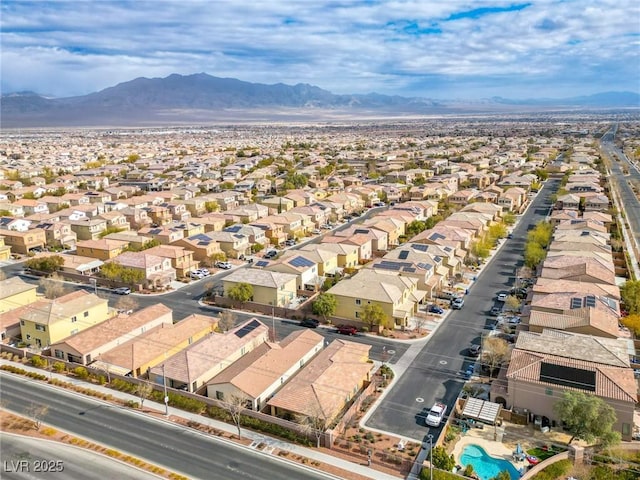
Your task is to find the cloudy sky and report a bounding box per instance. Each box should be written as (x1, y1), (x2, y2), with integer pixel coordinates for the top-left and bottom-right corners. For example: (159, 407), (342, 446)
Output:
(2, 0), (639, 100)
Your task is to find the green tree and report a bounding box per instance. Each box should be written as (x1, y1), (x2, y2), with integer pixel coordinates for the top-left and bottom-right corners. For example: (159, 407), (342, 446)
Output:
(534, 168), (549, 181)
(488, 223), (507, 241)
(431, 445), (456, 471)
(621, 280), (640, 315)
(502, 213), (516, 225)
(554, 391), (621, 447)
(227, 283), (253, 302)
(505, 295), (521, 312)
(471, 239), (491, 260)
(360, 303), (388, 331)
(524, 242), (546, 268)
(312, 293), (337, 321)
(26, 255), (64, 273)
(98, 225), (126, 238)
(406, 220), (427, 237)
(204, 200), (219, 213)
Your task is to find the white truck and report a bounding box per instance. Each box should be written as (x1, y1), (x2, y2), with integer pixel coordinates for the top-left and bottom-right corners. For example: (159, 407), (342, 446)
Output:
(425, 402), (447, 427)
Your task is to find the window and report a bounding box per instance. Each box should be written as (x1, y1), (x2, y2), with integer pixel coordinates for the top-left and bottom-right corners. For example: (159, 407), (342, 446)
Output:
(20, 320), (25, 326)
(71, 316), (77, 323)
(355, 312), (360, 318)
(355, 299), (361, 305)
(55, 350), (64, 359)
(26, 334), (31, 340)
(84, 311), (89, 317)
(35, 324), (46, 332)
(216, 391), (224, 401)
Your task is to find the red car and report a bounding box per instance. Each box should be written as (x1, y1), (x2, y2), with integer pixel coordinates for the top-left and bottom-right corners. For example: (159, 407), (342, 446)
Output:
(336, 325), (358, 335)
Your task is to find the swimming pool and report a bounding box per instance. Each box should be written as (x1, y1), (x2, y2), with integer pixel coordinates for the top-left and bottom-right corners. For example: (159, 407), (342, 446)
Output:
(459, 444), (521, 480)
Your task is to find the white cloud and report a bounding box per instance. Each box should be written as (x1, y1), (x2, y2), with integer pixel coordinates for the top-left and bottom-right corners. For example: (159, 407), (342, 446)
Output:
(1, 0), (638, 98)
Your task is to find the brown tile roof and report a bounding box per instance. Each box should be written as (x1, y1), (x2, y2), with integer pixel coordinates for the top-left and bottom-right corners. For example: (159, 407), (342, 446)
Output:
(530, 278), (620, 300)
(19, 291), (105, 326)
(207, 329), (324, 397)
(267, 339), (372, 421)
(99, 313), (217, 372)
(50, 304), (173, 354)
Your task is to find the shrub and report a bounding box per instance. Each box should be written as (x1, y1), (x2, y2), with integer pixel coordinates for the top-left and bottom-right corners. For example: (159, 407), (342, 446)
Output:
(30, 355), (46, 368)
(73, 366), (89, 379)
(53, 362), (66, 372)
(532, 459), (572, 480)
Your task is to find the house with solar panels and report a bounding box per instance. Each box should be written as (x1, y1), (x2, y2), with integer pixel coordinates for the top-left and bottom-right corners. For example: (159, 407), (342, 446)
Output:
(149, 318), (268, 393)
(496, 330), (636, 441)
(205, 230), (251, 259)
(262, 253), (320, 291)
(173, 233), (222, 263)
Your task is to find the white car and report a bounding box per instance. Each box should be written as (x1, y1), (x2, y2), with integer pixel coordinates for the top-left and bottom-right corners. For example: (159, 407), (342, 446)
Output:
(425, 402), (447, 427)
(497, 293), (508, 302)
(215, 261), (232, 270)
(190, 271), (204, 279)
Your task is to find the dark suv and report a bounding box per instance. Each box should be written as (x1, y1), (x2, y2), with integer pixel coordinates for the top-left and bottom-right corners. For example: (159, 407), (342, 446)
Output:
(300, 318), (319, 328)
(336, 325), (358, 335)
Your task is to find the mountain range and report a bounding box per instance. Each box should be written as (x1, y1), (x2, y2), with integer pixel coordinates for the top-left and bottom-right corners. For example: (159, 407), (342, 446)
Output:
(1, 73), (638, 127)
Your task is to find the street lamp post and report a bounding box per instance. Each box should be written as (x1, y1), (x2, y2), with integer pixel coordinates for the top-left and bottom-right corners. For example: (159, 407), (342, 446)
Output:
(428, 433), (433, 480)
(162, 363), (169, 416)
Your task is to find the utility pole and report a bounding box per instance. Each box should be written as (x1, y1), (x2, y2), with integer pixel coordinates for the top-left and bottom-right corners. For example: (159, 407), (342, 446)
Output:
(162, 363), (169, 416)
(271, 305), (276, 342)
(428, 433), (433, 480)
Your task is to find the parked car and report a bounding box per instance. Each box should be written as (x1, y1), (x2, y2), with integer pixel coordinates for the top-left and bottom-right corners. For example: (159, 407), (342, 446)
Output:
(496, 292), (508, 302)
(113, 287), (131, 295)
(451, 298), (465, 310)
(215, 261), (232, 270)
(312, 229), (322, 235)
(428, 304), (444, 314)
(198, 268), (211, 276)
(468, 344), (481, 357)
(264, 250), (278, 259)
(425, 402), (447, 427)
(374, 202), (386, 207)
(300, 318), (320, 328)
(336, 325), (358, 336)
(507, 233), (513, 239)
(285, 239), (296, 246)
(490, 306), (502, 316)
(190, 271), (204, 279)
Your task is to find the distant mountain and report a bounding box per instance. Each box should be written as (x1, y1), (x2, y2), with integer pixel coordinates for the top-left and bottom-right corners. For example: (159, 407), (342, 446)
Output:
(490, 91), (640, 107)
(1, 73), (638, 127)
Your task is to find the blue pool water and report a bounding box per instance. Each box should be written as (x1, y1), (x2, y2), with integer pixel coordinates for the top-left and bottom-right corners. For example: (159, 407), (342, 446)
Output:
(459, 444), (521, 480)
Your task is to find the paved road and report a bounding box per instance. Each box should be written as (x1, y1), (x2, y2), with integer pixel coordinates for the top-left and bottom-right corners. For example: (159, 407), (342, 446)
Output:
(1, 433), (160, 480)
(365, 179), (560, 443)
(1, 373), (335, 480)
(601, 127), (640, 248)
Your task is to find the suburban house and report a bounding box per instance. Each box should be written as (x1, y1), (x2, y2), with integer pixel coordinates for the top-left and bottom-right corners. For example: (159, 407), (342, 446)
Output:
(50, 304), (173, 365)
(327, 269), (426, 327)
(76, 238), (128, 261)
(262, 253), (320, 291)
(205, 231), (251, 259)
(143, 244), (199, 279)
(110, 251), (177, 290)
(539, 255), (616, 286)
(34, 221), (77, 249)
(173, 233), (222, 263)
(1, 228), (46, 254)
(95, 313), (218, 377)
(0, 236), (11, 261)
(223, 269), (298, 307)
(494, 329), (636, 441)
(149, 318), (269, 393)
(206, 329), (325, 410)
(306, 242), (359, 269)
(267, 339), (373, 425)
(67, 219), (108, 240)
(19, 290), (111, 349)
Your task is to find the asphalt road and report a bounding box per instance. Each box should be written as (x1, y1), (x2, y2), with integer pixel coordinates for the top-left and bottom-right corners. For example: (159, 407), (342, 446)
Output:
(1, 433), (159, 480)
(1, 373), (335, 480)
(601, 128), (640, 248)
(365, 179), (560, 442)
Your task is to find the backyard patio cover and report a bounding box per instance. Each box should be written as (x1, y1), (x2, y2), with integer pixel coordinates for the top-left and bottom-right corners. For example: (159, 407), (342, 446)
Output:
(462, 397), (502, 425)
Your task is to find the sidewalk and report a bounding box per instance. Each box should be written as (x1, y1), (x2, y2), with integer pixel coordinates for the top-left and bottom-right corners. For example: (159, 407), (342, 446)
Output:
(0, 359), (401, 480)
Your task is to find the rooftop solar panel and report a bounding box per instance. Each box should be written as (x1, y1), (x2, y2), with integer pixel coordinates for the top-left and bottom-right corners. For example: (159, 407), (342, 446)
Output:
(235, 319), (261, 338)
(412, 244), (428, 252)
(225, 225), (241, 232)
(398, 250), (409, 259)
(289, 256), (315, 268)
(254, 260), (269, 267)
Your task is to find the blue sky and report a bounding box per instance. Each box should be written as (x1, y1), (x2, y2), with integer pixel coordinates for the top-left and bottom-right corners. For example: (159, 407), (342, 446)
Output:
(1, 0), (639, 99)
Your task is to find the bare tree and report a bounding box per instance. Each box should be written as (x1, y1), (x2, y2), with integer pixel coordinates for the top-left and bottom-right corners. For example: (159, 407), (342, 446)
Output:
(413, 314), (427, 334)
(296, 403), (328, 448)
(39, 273), (65, 299)
(25, 403), (49, 431)
(223, 392), (250, 439)
(114, 295), (139, 313)
(135, 382), (154, 409)
(481, 337), (509, 378)
(218, 311), (236, 333)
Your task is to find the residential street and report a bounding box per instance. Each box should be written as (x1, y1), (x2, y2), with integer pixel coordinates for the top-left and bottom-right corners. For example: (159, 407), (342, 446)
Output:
(0, 373), (338, 480)
(364, 179), (560, 442)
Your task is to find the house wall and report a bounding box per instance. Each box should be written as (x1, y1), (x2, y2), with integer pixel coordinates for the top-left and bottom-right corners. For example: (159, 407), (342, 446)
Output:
(20, 299), (110, 348)
(0, 288), (38, 314)
(332, 296), (394, 325)
(506, 378), (634, 441)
